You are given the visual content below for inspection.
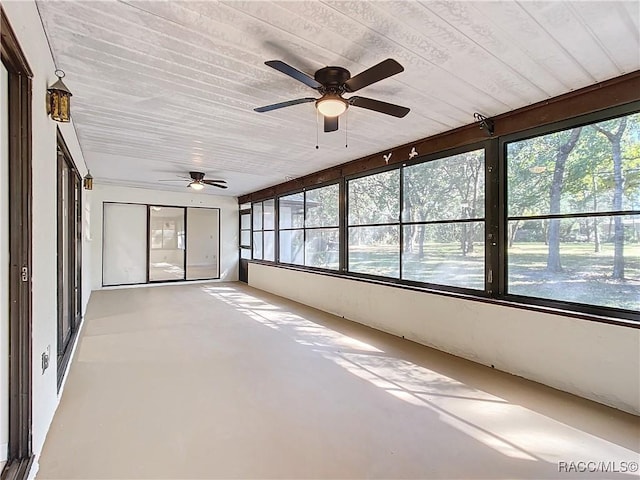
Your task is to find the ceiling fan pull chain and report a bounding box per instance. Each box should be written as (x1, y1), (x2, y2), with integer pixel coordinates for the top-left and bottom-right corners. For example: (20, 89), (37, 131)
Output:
(315, 109), (320, 150)
(345, 110), (348, 148)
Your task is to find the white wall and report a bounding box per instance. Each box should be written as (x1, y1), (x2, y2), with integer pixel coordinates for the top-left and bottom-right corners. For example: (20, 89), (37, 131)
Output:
(249, 263), (640, 415)
(90, 184), (238, 290)
(1, 0), (91, 471)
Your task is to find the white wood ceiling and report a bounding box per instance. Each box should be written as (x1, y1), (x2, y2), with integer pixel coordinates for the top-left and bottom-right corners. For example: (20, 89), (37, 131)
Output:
(37, 1), (640, 197)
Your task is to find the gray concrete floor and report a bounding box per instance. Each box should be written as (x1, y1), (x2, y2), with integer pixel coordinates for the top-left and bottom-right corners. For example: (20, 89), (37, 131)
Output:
(37, 282), (639, 479)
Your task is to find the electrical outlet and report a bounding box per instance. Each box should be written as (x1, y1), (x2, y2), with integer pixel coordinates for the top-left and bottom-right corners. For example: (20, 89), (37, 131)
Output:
(42, 345), (50, 374)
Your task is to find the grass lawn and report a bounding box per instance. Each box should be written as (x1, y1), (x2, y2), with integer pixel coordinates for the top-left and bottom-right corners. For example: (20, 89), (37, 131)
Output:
(348, 242), (639, 311)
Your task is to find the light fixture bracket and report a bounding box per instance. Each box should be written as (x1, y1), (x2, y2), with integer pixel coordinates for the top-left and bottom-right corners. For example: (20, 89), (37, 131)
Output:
(473, 112), (495, 137)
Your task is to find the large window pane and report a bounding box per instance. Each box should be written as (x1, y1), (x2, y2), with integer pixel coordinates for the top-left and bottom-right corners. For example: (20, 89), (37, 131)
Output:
(264, 231), (275, 261)
(348, 170), (400, 225)
(279, 229), (304, 265)
(403, 149), (485, 222)
(149, 207), (185, 281)
(253, 202), (263, 230)
(263, 199), (275, 230)
(279, 193), (304, 229)
(402, 223), (484, 289)
(241, 212), (251, 230)
(305, 228), (339, 270)
(508, 216), (639, 310)
(253, 232), (263, 260)
(240, 230), (251, 247)
(306, 184), (339, 228)
(507, 112), (640, 217)
(348, 226), (399, 278)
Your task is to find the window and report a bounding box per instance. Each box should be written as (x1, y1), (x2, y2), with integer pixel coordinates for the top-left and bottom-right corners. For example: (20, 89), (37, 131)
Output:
(252, 202), (263, 259)
(252, 199), (275, 261)
(345, 149), (486, 289)
(506, 111), (640, 311)
(402, 149), (485, 290)
(239, 208), (251, 260)
(348, 170), (400, 277)
(279, 184), (339, 269)
(244, 103), (639, 322)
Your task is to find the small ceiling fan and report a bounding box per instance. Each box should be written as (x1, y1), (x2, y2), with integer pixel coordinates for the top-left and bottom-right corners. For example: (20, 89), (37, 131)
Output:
(159, 171), (228, 190)
(254, 58), (410, 132)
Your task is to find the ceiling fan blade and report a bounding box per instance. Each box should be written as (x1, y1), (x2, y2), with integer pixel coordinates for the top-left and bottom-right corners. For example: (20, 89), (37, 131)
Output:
(344, 59), (404, 92)
(348, 96), (410, 118)
(254, 97), (316, 113)
(158, 179), (186, 182)
(202, 180), (228, 187)
(202, 181), (228, 189)
(265, 60), (322, 90)
(324, 116), (338, 132)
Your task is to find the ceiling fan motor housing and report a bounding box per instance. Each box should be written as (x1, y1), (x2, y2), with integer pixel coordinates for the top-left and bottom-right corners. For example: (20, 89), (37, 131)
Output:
(189, 171), (205, 181)
(315, 66), (351, 93)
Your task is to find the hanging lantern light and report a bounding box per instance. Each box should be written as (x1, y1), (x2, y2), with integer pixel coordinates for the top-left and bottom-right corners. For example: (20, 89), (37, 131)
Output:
(83, 171), (93, 190)
(47, 69), (72, 122)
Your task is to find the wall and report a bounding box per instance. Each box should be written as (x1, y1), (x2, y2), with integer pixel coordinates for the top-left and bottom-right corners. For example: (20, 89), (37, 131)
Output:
(90, 184), (237, 290)
(1, 0), (91, 472)
(249, 263), (640, 415)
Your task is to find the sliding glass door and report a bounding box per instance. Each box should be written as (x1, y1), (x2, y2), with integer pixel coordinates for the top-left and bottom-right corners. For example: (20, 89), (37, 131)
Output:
(149, 207), (185, 282)
(57, 140), (82, 385)
(103, 203), (220, 286)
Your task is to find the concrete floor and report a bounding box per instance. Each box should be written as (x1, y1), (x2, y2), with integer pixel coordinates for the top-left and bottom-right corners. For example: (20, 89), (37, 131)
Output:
(37, 282), (639, 479)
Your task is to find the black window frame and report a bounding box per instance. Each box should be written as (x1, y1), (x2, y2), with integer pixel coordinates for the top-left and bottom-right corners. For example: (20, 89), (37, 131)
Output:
(277, 181), (340, 270)
(239, 207), (251, 259)
(497, 101), (640, 321)
(343, 142), (491, 295)
(246, 101), (640, 326)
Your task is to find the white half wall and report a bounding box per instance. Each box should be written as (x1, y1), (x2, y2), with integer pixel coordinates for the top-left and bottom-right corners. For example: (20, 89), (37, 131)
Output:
(1, 0), (91, 467)
(90, 184), (238, 290)
(249, 263), (640, 415)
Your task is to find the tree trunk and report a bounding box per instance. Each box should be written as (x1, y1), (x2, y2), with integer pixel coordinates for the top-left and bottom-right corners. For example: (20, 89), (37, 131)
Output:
(547, 128), (583, 272)
(594, 119), (627, 279)
(509, 220), (520, 247)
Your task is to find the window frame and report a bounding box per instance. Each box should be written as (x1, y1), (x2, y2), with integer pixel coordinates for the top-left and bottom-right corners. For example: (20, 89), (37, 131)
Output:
(239, 208), (252, 259)
(276, 180), (341, 271)
(245, 102), (640, 326)
(344, 142), (491, 295)
(497, 101), (640, 321)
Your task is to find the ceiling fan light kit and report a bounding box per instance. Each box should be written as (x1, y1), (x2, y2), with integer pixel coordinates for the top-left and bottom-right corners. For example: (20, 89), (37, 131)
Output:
(316, 94), (347, 117)
(189, 182), (205, 190)
(255, 58), (410, 133)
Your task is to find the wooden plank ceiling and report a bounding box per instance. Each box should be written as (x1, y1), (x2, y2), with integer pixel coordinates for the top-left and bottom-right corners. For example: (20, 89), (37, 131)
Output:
(36, 1), (640, 197)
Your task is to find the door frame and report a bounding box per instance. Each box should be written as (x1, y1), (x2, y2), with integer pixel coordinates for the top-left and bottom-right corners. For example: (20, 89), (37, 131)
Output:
(1, 8), (34, 480)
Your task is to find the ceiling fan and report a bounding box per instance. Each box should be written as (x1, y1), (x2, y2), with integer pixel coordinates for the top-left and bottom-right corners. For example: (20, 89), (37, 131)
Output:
(254, 58), (410, 132)
(159, 171), (228, 191)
